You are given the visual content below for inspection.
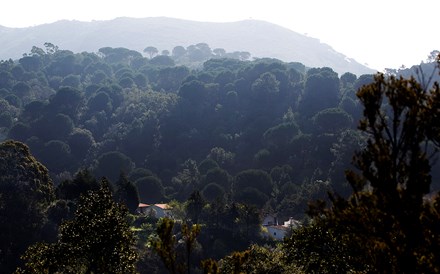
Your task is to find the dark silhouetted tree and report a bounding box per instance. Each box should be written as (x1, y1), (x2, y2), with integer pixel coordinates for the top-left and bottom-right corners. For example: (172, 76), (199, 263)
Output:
(18, 180), (138, 273)
(0, 141), (55, 273)
(287, 69), (440, 273)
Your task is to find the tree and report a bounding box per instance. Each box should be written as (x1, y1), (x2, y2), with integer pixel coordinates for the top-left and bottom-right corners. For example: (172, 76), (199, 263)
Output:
(250, 72), (279, 109)
(57, 169), (99, 201)
(234, 169), (273, 197)
(0, 141), (55, 273)
(288, 70), (440, 272)
(198, 158), (219, 175)
(119, 77), (134, 88)
(67, 128), (95, 160)
(263, 122), (300, 149)
(340, 72), (357, 87)
(203, 167), (231, 190)
(176, 159), (201, 190)
(312, 108), (353, 134)
(172, 46), (187, 59)
(136, 176), (164, 203)
(150, 218), (201, 274)
(99, 47), (142, 64)
(150, 218), (178, 274)
(133, 73), (148, 88)
(186, 190), (205, 224)
(218, 245), (302, 274)
(115, 172), (140, 213)
(150, 55), (175, 66)
(8, 122), (31, 142)
(48, 87), (84, 120)
(61, 74), (81, 88)
(19, 55), (42, 72)
(32, 113), (74, 141)
(18, 180), (138, 273)
(94, 151), (134, 182)
(207, 147), (235, 168)
(39, 140), (72, 174)
(236, 203), (261, 238)
(213, 48), (226, 57)
(283, 222), (355, 273)
(87, 91), (113, 113)
(201, 183), (225, 202)
(299, 67), (340, 117)
(144, 46), (159, 59)
(0, 71), (13, 89)
(12, 82), (31, 97)
(178, 80), (207, 105)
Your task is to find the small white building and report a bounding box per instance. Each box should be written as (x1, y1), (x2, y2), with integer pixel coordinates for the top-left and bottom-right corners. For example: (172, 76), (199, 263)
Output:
(266, 225), (288, 240)
(262, 216), (301, 240)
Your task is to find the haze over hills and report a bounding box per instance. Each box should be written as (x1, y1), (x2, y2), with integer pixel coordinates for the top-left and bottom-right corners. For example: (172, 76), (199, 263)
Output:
(0, 17), (375, 75)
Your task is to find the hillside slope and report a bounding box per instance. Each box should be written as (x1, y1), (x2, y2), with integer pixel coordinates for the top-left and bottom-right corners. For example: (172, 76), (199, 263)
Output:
(0, 17), (375, 75)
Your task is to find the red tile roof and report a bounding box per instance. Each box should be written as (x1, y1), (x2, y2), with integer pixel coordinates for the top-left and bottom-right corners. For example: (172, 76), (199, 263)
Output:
(137, 203), (171, 209)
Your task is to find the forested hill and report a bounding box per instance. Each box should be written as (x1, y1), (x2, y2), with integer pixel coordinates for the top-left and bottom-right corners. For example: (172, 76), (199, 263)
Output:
(1, 37), (440, 272)
(0, 17), (375, 75)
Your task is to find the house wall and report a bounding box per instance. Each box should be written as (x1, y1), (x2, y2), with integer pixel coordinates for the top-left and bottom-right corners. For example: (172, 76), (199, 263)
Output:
(266, 226), (287, 240)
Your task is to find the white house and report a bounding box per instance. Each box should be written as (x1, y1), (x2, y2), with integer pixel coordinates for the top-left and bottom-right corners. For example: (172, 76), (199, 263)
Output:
(262, 215), (301, 240)
(266, 225), (289, 240)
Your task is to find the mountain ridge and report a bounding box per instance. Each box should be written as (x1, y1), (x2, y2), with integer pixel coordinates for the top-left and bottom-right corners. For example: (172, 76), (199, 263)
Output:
(0, 17), (375, 75)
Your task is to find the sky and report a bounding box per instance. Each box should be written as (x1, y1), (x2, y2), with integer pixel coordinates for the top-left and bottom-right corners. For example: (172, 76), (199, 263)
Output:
(1, 0), (438, 71)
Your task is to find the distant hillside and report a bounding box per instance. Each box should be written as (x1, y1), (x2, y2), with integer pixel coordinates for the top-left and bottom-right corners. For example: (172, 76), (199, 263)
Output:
(0, 17), (375, 75)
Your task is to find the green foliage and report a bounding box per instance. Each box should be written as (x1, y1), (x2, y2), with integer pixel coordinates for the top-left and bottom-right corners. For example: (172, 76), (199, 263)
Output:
(0, 140), (54, 205)
(263, 122), (300, 148)
(150, 218), (201, 274)
(198, 158), (219, 175)
(312, 108), (353, 134)
(299, 67), (340, 117)
(48, 87), (84, 119)
(283, 222), (363, 273)
(234, 169), (273, 196)
(203, 167), (230, 189)
(340, 72), (357, 87)
(18, 180), (138, 273)
(150, 218), (178, 273)
(202, 182), (225, 202)
(88, 91), (113, 113)
(136, 176), (164, 203)
(115, 172), (140, 213)
(0, 140), (55, 273)
(39, 140), (72, 173)
(67, 128), (95, 159)
(150, 55), (175, 66)
(94, 151), (134, 182)
(1, 44), (410, 272)
(207, 147), (235, 169)
(219, 244), (303, 274)
(99, 47), (142, 64)
(289, 70), (440, 273)
(186, 190), (205, 224)
(57, 169), (99, 201)
(32, 113), (74, 141)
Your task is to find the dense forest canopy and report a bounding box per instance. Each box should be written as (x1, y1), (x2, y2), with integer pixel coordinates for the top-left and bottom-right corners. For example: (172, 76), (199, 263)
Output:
(1, 43), (439, 273)
(0, 43), (374, 205)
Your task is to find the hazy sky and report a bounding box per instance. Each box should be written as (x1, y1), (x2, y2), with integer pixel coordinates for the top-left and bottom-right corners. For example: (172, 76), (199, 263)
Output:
(2, 0), (438, 71)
